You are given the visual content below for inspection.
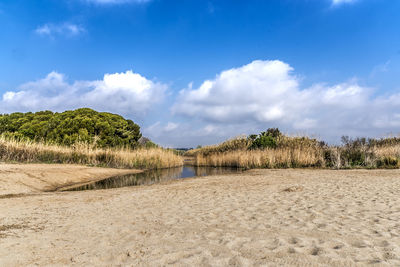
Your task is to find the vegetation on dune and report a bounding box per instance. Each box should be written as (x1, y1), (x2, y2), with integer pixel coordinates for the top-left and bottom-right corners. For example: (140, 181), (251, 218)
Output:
(0, 136), (183, 169)
(248, 128), (280, 149)
(2, 106), (399, 171)
(0, 108), (184, 169)
(187, 128), (400, 169)
(0, 108), (141, 149)
(324, 136), (400, 169)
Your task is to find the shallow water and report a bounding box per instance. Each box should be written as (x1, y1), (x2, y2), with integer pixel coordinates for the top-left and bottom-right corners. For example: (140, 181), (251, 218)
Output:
(67, 166), (242, 191)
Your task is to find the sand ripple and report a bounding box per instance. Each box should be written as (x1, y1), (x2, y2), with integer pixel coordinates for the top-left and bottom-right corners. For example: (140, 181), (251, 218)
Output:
(1, 169), (400, 266)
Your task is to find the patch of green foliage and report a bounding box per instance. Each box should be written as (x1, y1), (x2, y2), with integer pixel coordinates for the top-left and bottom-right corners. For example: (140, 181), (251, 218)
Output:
(248, 128), (281, 149)
(376, 156), (399, 168)
(0, 108), (142, 148)
(138, 137), (159, 149)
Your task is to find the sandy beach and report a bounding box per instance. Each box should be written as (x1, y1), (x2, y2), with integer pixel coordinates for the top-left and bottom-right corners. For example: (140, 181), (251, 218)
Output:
(0, 163), (140, 196)
(1, 168), (400, 266)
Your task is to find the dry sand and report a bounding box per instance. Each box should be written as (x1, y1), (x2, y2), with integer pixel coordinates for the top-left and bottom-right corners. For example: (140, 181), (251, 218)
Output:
(1, 168), (400, 266)
(0, 163), (140, 196)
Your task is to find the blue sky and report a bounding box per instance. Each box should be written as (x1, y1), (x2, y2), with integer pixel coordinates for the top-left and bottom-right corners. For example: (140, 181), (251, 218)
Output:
(1, 0), (400, 147)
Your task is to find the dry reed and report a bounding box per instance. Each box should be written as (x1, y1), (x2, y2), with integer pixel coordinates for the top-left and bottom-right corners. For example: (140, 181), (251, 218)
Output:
(190, 136), (325, 168)
(0, 136), (183, 169)
(189, 135), (400, 169)
(194, 147), (324, 168)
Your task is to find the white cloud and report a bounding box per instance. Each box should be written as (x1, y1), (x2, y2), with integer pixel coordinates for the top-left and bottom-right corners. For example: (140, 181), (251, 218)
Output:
(35, 23), (85, 38)
(0, 70), (167, 117)
(4, 60), (400, 148)
(85, 0), (151, 4)
(164, 122), (179, 132)
(332, 0), (358, 6)
(173, 60), (299, 123)
(172, 60), (400, 144)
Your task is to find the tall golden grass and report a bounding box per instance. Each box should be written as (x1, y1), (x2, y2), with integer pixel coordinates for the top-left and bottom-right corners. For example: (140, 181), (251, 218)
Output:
(186, 136), (251, 157)
(0, 136), (183, 169)
(194, 148), (325, 168)
(3, 133), (400, 170)
(188, 135), (400, 169)
(373, 144), (400, 158)
(192, 136), (324, 168)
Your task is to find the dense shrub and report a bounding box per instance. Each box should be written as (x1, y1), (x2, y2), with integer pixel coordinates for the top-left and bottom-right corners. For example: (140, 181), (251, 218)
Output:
(249, 128), (281, 149)
(376, 156), (399, 168)
(249, 135), (277, 149)
(0, 108), (142, 149)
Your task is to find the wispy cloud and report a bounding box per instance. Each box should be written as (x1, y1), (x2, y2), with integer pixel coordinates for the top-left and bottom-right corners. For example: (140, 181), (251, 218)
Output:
(332, 0), (358, 6)
(35, 23), (85, 38)
(370, 60), (391, 78)
(85, 0), (151, 5)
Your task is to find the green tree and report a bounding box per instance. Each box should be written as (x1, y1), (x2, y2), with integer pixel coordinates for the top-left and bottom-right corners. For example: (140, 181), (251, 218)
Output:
(0, 108), (142, 149)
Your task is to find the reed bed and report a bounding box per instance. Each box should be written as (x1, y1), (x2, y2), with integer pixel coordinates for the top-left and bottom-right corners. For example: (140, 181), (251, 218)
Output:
(186, 136), (251, 157)
(373, 144), (400, 159)
(189, 135), (400, 169)
(0, 136), (183, 169)
(194, 142), (324, 169)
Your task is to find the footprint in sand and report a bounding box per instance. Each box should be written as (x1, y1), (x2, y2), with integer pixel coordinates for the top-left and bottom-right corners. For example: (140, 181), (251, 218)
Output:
(351, 240), (369, 248)
(332, 243), (344, 250)
(288, 237), (301, 245)
(310, 247), (324, 256)
(377, 240), (390, 247)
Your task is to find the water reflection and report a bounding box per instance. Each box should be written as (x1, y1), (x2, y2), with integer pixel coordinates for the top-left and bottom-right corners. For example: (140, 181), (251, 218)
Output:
(67, 166), (242, 191)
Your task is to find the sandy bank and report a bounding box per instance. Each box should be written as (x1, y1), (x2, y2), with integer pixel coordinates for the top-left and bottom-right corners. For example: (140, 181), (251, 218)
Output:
(0, 163), (140, 196)
(1, 169), (400, 266)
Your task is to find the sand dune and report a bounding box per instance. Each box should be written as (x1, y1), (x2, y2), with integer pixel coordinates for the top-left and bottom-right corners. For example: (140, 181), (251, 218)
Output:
(1, 169), (400, 266)
(0, 163), (139, 196)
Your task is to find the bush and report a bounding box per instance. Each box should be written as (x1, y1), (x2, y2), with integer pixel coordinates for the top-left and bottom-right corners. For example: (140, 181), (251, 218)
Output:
(0, 108), (142, 149)
(249, 128), (281, 149)
(250, 135), (277, 149)
(377, 157), (399, 168)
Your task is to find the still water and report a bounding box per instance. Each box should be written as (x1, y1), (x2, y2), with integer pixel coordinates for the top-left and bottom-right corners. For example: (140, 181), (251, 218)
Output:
(67, 165), (242, 191)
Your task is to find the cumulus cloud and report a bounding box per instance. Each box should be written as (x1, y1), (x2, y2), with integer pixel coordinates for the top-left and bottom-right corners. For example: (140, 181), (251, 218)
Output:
(4, 60), (400, 148)
(173, 60), (299, 123)
(35, 23), (85, 38)
(172, 60), (400, 144)
(0, 70), (167, 117)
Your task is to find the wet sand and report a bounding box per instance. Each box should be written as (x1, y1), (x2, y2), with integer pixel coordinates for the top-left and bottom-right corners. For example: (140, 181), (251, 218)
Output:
(1, 168), (400, 266)
(0, 163), (140, 196)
